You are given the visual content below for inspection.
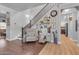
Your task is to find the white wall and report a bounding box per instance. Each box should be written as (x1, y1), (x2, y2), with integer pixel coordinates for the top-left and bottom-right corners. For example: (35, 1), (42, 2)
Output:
(9, 12), (26, 40)
(68, 9), (77, 41)
(9, 4), (46, 40)
(68, 13), (77, 41)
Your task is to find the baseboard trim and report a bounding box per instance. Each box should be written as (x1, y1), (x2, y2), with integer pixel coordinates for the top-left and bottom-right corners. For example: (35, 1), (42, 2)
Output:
(6, 39), (16, 41)
(58, 41), (61, 44)
(69, 38), (78, 42)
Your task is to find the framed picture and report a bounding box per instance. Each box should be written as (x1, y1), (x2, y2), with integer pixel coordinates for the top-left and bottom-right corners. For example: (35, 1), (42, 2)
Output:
(69, 16), (72, 21)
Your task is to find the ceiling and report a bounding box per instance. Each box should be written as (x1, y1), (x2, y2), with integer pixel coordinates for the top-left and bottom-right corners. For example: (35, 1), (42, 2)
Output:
(0, 3), (45, 11)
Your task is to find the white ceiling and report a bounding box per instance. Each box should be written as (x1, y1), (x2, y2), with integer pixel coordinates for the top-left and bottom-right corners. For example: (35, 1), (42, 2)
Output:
(0, 3), (45, 11)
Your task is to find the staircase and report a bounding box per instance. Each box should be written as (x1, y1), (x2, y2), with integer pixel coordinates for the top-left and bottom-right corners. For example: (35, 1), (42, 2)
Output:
(23, 3), (54, 30)
(22, 3), (55, 43)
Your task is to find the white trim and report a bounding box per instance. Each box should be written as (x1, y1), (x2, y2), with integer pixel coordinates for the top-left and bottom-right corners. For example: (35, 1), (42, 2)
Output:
(6, 37), (22, 41)
(6, 38), (16, 41)
(69, 38), (78, 42)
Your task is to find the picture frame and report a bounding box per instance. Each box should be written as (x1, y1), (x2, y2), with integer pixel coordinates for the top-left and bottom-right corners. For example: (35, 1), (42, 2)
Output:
(50, 10), (57, 17)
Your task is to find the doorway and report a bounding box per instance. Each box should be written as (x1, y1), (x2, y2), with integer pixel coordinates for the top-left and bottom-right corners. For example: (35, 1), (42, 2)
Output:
(60, 14), (68, 38)
(60, 11), (77, 44)
(0, 13), (6, 39)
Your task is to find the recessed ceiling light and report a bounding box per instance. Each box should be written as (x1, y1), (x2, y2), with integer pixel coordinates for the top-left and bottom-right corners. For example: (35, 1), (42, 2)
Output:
(25, 14), (30, 18)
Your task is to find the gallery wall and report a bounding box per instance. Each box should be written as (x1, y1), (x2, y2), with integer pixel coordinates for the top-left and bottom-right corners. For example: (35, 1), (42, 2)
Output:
(35, 4), (61, 44)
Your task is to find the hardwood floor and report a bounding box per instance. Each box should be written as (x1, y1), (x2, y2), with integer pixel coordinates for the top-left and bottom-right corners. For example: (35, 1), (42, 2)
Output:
(39, 35), (79, 55)
(0, 40), (45, 55)
(0, 34), (79, 55)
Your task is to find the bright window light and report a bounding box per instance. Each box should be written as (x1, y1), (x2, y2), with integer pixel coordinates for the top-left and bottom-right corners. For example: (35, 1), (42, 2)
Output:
(62, 9), (70, 14)
(61, 22), (65, 27)
(0, 22), (6, 29)
(64, 9), (70, 12)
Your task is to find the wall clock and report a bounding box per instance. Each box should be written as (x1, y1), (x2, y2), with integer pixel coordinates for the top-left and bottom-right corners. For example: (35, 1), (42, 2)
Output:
(50, 10), (57, 17)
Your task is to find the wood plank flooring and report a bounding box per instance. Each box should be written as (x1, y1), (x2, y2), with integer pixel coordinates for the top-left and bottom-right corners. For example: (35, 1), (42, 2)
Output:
(0, 40), (45, 55)
(0, 34), (79, 55)
(39, 35), (79, 55)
